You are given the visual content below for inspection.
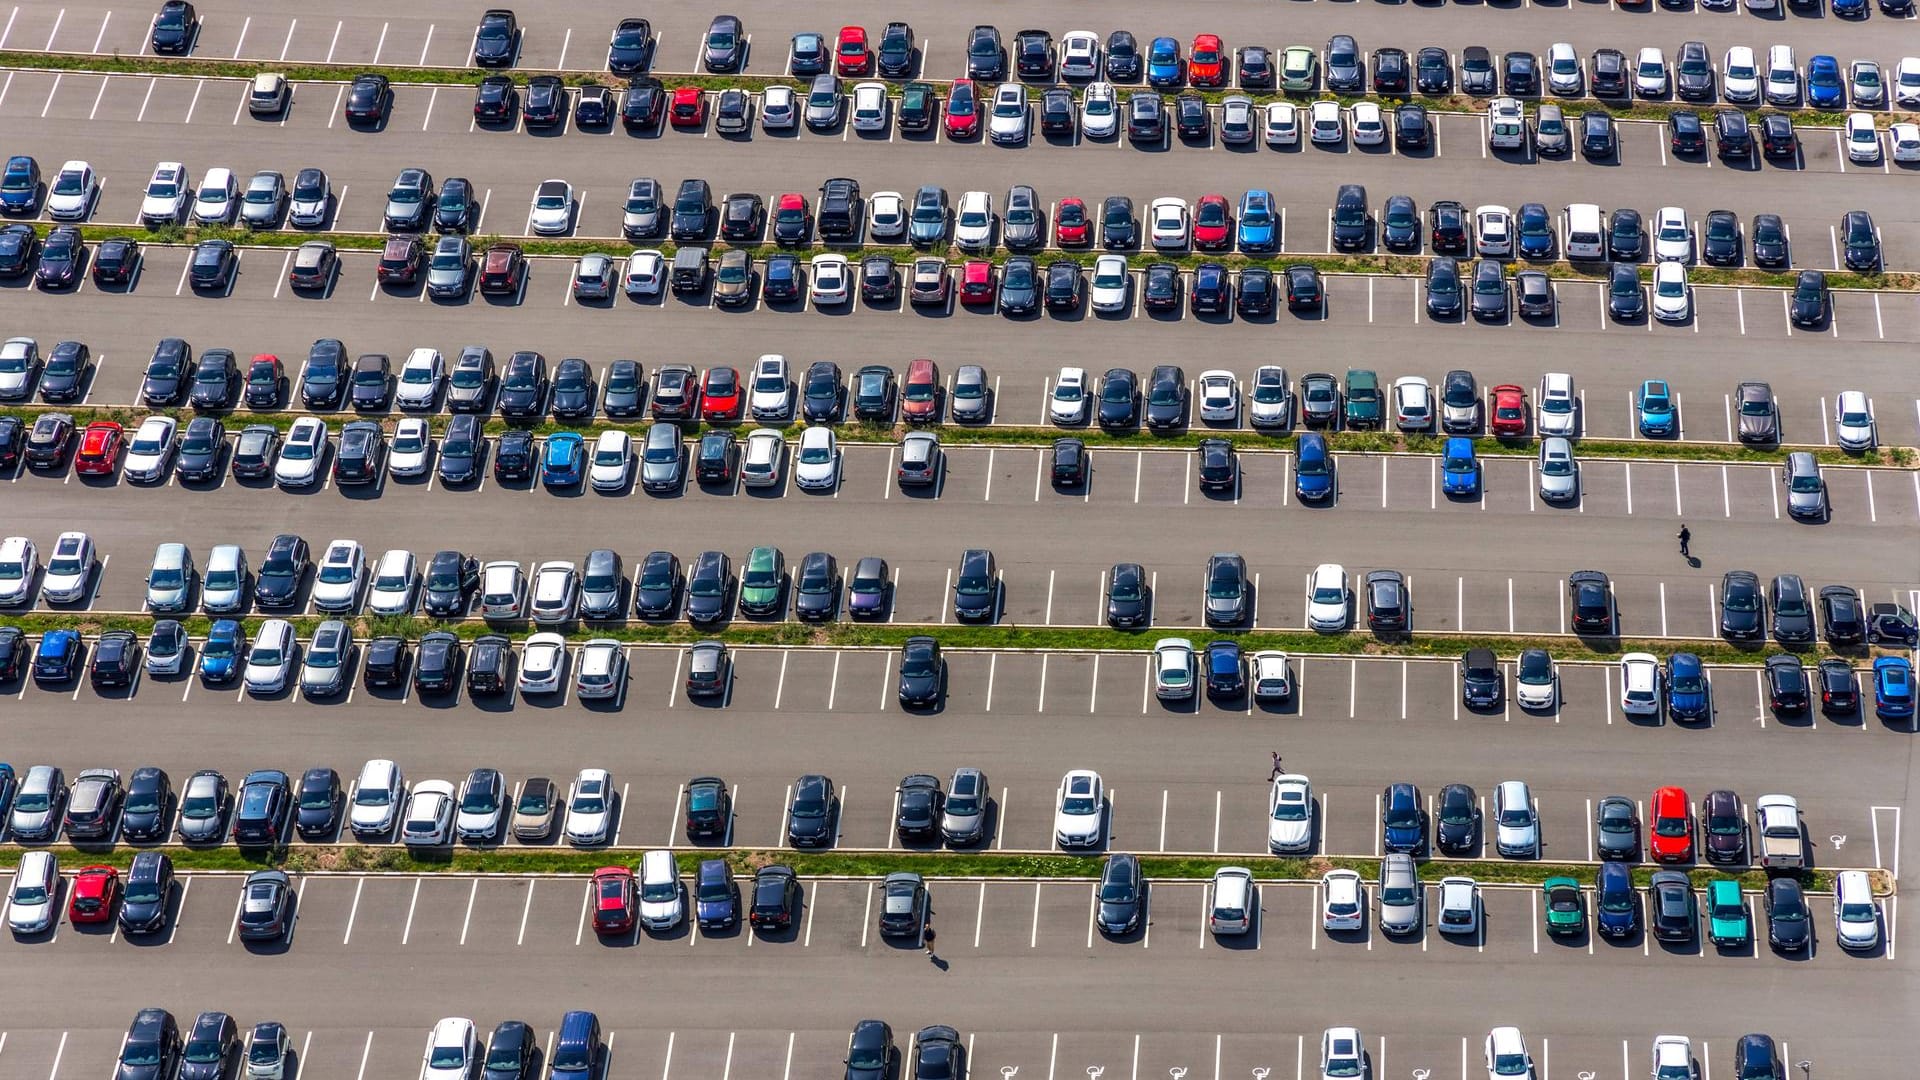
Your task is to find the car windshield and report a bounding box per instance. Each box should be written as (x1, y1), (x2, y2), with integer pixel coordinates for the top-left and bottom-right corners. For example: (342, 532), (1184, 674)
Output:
(430, 1045), (468, 1069)
(319, 558), (356, 584)
(1207, 567), (1240, 598)
(1062, 793), (1096, 814)
(1498, 805), (1530, 827)
(1272, 795), (1307, 821)
(1312, 582), (1341, 603)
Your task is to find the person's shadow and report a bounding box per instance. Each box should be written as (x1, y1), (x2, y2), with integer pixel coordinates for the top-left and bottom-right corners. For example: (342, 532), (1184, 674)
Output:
(1685, 556), (1701, 569)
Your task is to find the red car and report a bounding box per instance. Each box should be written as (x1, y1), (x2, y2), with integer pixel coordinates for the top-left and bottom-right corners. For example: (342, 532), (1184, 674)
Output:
(1192, 194), (1231, 250)
(591, 866), (635, 934)
(1649, 786), (1693, 862)
(74, 421), (123, 475)
(945, 79), (979, 139)
(69, 865), (120, 924)
(669, 86), (705, 128)
(1489, 384), (1528, 436)
(959, 260), (994, 305)
(700, 366), (742, 422)
(1054, 197), (1090, 246)
(901, 359), (941, 422)
(1188, 35), (1227, 87)
(836, 26), (872, 76)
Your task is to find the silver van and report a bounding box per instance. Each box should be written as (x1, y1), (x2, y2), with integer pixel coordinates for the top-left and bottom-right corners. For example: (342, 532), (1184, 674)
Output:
(9, 765), (65, 841)
(202, 544), (248, 613)
(146, 542), (196, 613)
(1378, 853), (1422, 935)
(1208, 866), (1255, 936)
(7, 850), (58, 934)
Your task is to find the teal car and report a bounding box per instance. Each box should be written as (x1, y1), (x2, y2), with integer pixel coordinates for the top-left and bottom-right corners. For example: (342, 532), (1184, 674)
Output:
(1343, 369), (1382, 429)
(1706, 879), (1750, 947)
(1281, 46), (1317, 92)
(1441, 437), (1480, 496)
(1637, 379), (1675, 436)
(1542, 877), (1585, 936)
(737, 546), (785, 616)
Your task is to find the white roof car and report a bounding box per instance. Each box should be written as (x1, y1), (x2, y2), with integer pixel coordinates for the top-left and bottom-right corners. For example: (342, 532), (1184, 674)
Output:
(624, 250), (666, 296)
(1053, 770), (1105, 848)
(1493, 780), (1538, 857)
(741, 428), (785, 488)
(1650, 1036), (1692, 1080)
(0, 535), (36, 607)
(1089, 254), (1129, 312)
(202, 544), (246, 613)
(794, 426), (839, 490)
(954, 190), (993, 250)
(1514, 645), (1560, 710)
(1251, 650), (1292, 700)
(1652, 206), (1691, 262)
(1307, 563), (1349, 632)
(1321, 869), (1364, 931)
(638, 848), (685, 929)
(1264, 102), (1299, 145)
(1391, 376), (1432, 432)
(7, 850), (57, 934)
(419, 1017), (478, 1080)
(455, 771), (503, 841)
(519, 632), (569, 694)
(1620, 652), (1661, 715)
(1081, 80), (1118, 137)
(1765, 46), (1797, 105)
(1898, 57), (1920, 107)
(866, 190), (906, 241)
(40, 531), (94, 604)
(1484, 1027), (1532, 1079)
(479, 560), (526, 620)
(988, 82), (1028, 143)
(1320, 1028), (1364, 1080)
(1437, 877), (1481, 936)
(191, 167), (237, 225)
(395, 347), (444, 409)
(275, 417), (327, 488)
(1268, 774), (1313, 853)
(1833, 390), (1874, 450)
(761, 84), (796, 130)
(530, 561), (580, 624)
(810, 253), (850, 304)
(402, 780), (456, 847)
(589, 430), (632, 491)
(529, 179), (574, 235)
(574, 638), (626, 700)
(141, 161), (191, 224)
(388, 417), (431, 477)
(310, 539), (366, 613)
(748, 354), (791, 420)
(851, 81), (889, 131)
(1208, 866), (1254, 936)
(366, 548), (418, 615)
(243, 619), (295, 695)
(1833, 869), (1881, 950)
(1892, 122), (1920, 163)
(1536, 373), (1576, 437)
(46, 160), (96, 220)
(1149, 196), (1189, 249)
(1197, 370), (1239, 422)
(1308, 99), (1343, 143)
(1349, 101), (1385, 145)
(564, 768), (614, 845)
(1474, 205), (1512, 256)
(1651, 261), (1690, 322)
(121, 415), (178, 483)
(1635, 47), (1668, 96)
(348, 758), (405, 838)
(1722, 46), (1759, 103)
(1153, 638), (1195, 700)
(1050, 366), (1090, 424)
(1547, 42), (1581, 95)
(1061, 31), (1101, 78)
(1844, 112), (1880, 163)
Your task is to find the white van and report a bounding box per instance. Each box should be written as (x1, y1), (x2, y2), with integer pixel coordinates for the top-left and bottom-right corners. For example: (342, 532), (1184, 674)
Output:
(1486, 98), (1525, 151)
(1208, 867), (1255, 936)
(1564, 204), (1604, 260)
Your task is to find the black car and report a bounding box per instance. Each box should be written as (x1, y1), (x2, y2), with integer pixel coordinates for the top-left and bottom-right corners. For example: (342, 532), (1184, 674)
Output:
(1435, 784), (1479, 855)
(1819, 585), (1864, 645)
(1842, 210), (1879, 272)
(1592, 48), (1627, 96)
(1460, 46), (1496, 94)
(574, 84), (611, 127)
(1765, 877), (1811, 951)
(621, 77), (666, 129)
(852, 364), (896, 420)
(1460, 648), (1502, 709)
(549, 358), (595, 419)
(1760, 113), (1796, 159)
(894, 774), (944, 841)
(1175, 93), (1208, 140)
(966, 25), (1005, 80)
(1719, 570), (1766, 640)
(1103, 30), (1141, 80)
(472, 76), (517, 123)
(878, 22), (915, 77)
(1470, 259), (1508, 321)
(231, 770), (292, 848)
(1750, 214), (1789, 269)
(633, 551), (682, 619)
(88, 631), (137, 688)
(1366, 571), (1409, 632)
(483, 1022), (537, 1080)
(1593, 795), (1638, 860)
(332, 420), (384, 484)
(1425, 257), (1462, 319)
(1095, 852), (1144, 934)
(786, 774), (838, 847)
(719, 193), (762, 242)
(1236, 267), (1274, 316)
(472, 8), (518, 65)
(1394, 105), (1429, 152)
(1196, 439), (1236, 493)
(1144, 364), (1187, 431)
(1100, 196), (1137, 249)
(361, 636), (408, 688)
(1190, 263), (1229, 314)
(520, 75), (563, 126)
(348, 353), (390, 411)
(149, 0), (198, 52)
(0, 222), (36, 277)
(1766, 654), (1809, 713)
(743, 864), (799, 931)
(0, 625), (22, 681)
(25, 412), (75, 469)
(1370, 47), (1409, 94)
(607, 18), (653, 74)
(0, 416), (19, 473)
(1015, 29), (1054, 79)
(252, 534), (310, 610)
(300, 338), (346, 409)
(33, 339), (88, 403)
(466, 635), (511, 694)
(342, 73), (391, 124)
(1051, 437), (1087, 486)
(703, 15), (744, 72)
(414, 632), (462, 694)
(792, 552), (839, 622)
(1330, 184), (1368, 251)
(117, 1009), (184, 1080)
(1607, 261), (1644, 320)
(1097, 368), (1138, 430)
(182, 348), (234, 410)
(1380, 195), (1420, 251)
(1668, 110), (1705, 155)
(1568, 570), (1614, 634)
(1609, 208), (1644, 261)
(119, 767), (173, 842)
(1105, 562), (1150, 628)
(1143, 262), (1179, 311)
(90, 237), (139, 285)
(897, 636), (943, 706)
(118, 851), (175, 934)
(34, 226), (82, 288)
(1770, 574), (1814, 643)
(1649, 872), (1698, 942)
(1715, 110), (1752, 160)
(1126, 92), (1163, 142)
(1236, 46), (1274, 89)
(801, 361), (843, 422)
(999, 256), (1039, 314)
(187, 238), (236, 291)
(1428, 200), (1468, 254)
(1040, 87), (1075, 136)
(421, 550), (480, 617)
(497, 351), (548, 418)
(862, 256), (898, 303)
(174, 417), (225, 482)
(1581, 111), (1616, 158)
(137, 338), (190, 406)
(1503, 51), (1536, 95)
(951, 550), (997, 622)
(436, 414), (484, 486)
(1818, 658), (1859, 715)
(685, 550), (732, 624)
(1415, 47), (1451, 94)
(1675, 40), (1713, 100)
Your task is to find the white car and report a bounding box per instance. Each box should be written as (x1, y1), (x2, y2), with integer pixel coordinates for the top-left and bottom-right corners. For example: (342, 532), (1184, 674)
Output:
(1320, 1029), (1364, 1080)
(761, 84), (796, 130)
(850, 81), (888, 131)
(1437, 877), (1481, 936)
(0, 336), (34, 398)
(1268, 775), (1313, 854)
(1844, 112), (1880, 163)
(40, 531), (93, 604)
(1349, 101), (1385, 146)
(1722, 47), (1760, 103)
(1650, 1037), (1693, 1080)
(1833, 390), (1874, 450)
(191, 167), (238, 225)
(1484, 1027), (1533, 1079)
(120, 416), (178, 483)
(1473, 205), (1512, 256)
(1089, 255), (1129, 312)
(748, 354), (791, 420)
(395, 347), (444, 410)
(623, 250), (666, 296)
(529, 179), (574, 234)
(479, 560), (526, 620)
(7, 851), (57, 934)
(1263, 101), (1299, 146)
(988, 83), (1029, 143)
(1197, 370), (1239, 422)
(1651, 262), (1690, 322)
(1081, 81), (1118, 137)
(1892, 122), (1920, 163)
(366, 549), (418, 615)
(1898, 57), (1920, 107)
(1148, 197), (1188, 249)
(310, 540), (366, 613)
(1153, 638), (1194, 700)
(348, 758), (405, 839)
(1635, 47), (1669, 97)
(0, 535), (35, 607)
(519, 632), (569, 694)
(1514, 649), (1558, 710)
(742, 428), (784, 488)
(1764, 46), (1797, 105)
(1251, 650), (1292, 700)
(574, 638), (626, 700)
(954, 190), (993, 251)
(45, 160), (97, 220)
(141, 161), (191, 225)
(1536, 373), (1576, 437)
(1652, 206), (1692, 262)
(1308, 99), (1343, 143)
(1391, 376), (1432, 432)
(419, 1018), (479, 1080)
(1833, 869), (1881, 950)
(1321, 870), (1364, 931)
(530, 561), (580, 624)
(866, 190), (906, 241)
(1307, 563), (1349, 631)
(589, 430), (632, 491)
(1493, 780), (1538, 858)
(275, 417), (327, 488)
(1620, 652), (1661, 716)
(243, 619), (295, 695)
(402, 781), (456, 847)
(1050, 366), (1090, 424)
(388, 418), (432, 477)
(455, 772), (503, 841)
(563, 769), (615, 845)
(1546, 42), (1582, 95)
(794, 426), (839, 490)
(1060, 31), (1101, 78)
(637, 848), (684, 930)
(809, 254), (850, 304)
(1053, 770), (1105, 849)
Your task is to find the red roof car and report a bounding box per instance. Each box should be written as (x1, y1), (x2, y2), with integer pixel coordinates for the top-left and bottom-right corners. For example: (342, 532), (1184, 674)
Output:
(836, 26), (872, 76)
(700, 365), (742, 422)
(1192, 194), (1231, 250)
(959, 259), (994, 305)
(1489, 384), (1528, 437)
(1055, 197), (1090, 246)
(901, 359), (941, 422)
(669, 86), (705, 128)
(69, 865), (120, 924)
(773, 193), (811, 246)
(945, 79), (979, 139)
(75, 421), (123, 475)
(591, 866), (636, 934)
(1188, 34), (1227, 86)
(1649, 786), (1693, 863)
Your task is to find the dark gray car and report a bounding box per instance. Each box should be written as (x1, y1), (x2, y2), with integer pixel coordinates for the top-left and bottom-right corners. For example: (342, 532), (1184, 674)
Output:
(1594, 794), (1639, 859)
(940, 767), (989, 844)
(949, 364), (991, 423)
(177, 769), (228, 844)
(579, 549), (624, 619)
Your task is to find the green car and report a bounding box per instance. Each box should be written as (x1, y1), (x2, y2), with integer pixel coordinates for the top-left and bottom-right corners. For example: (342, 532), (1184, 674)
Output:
(1343, 369), (1382, 429)
(1706, 879), (1750, 947)
(1542, 877), (1585, 936)
(1281, 46), (1318, 92)
(737, 546), (785, 616)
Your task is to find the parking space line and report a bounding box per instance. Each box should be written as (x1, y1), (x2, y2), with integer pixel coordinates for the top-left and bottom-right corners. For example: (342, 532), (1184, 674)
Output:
(342, 876), (364, 944)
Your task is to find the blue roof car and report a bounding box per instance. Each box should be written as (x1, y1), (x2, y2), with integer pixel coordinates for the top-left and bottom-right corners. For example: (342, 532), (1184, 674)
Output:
(1807, 56), (1843, 107)
(1665, 652), (1709, 721)
(694, 857), (739, 929)
(1637, 380), (1675, 436)
(541, 431), (584, 487)
(200, 619), (242, 683)
(1440, 437), (1480, 496)
(1237, 190), (1276, 252)
(1595, 860), (1636, 937)
(33, 628), (80, 682)
(1875, 657), (1914, 719)
(1295, 432), (1333, 501)
(1380, 782), (1424, 853)
(1147, 37), (1183, 86)
(0, 156), (39, 213)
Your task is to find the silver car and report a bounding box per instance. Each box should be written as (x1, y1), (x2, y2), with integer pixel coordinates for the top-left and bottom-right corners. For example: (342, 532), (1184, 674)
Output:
(949, 364), (991, 423)
(145, 542), (196, 613)
(177, 770), (228, 843)
(1378, 853), (1422, 935)
(804, 74), (842, 128)
(202, 544), (248, 613)
(897, 431), (941, 487)
(239, 170), (286, 228)
(639, 422), (684, 492)
(300, 620), (352, 697)
(287, 167), (330, 227)
(941, 767), (989, 845)
(8, 765), (65, 841)
(1533, 103), (1569, 155)
(1782, 452), (1827, 521)
(1493, 780), (1539, 857)
(1220, 95), (1255, 144)
(425, 235), (471, 298)
(1537, 437), (1578, 503)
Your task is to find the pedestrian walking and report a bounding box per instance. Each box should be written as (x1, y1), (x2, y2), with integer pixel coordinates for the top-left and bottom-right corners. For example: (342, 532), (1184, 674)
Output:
(1268, 751), (1284, 781)
(1677, 525), (1691, 558)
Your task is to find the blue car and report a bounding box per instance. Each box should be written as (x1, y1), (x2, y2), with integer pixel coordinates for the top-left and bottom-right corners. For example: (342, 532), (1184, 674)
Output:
(200, 619), (242, 683)
(1875, 657), (1915, 719)
(1295, 432), (1333, 501)
(541, 431), (585, 487)
(0, 156), (38, 214)
(1517, 203), (1554, 258)
(1807, 56), (1843, 108)
(1380, 782), (1425, 853)
(694, 858), (739, 929)
(32, 628), (80, 684)
(1665, 653), (1709, 721)
(1205, 640), (1244, 698)
(1440, 437), (1480, 496)
(1147, 36), (1184, 87)
(1595, 861), (1637, 938)
(1637, 379), (1675, 436)
(1237, 190), (1277, 252)
(1831, 0), (1867, 15)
